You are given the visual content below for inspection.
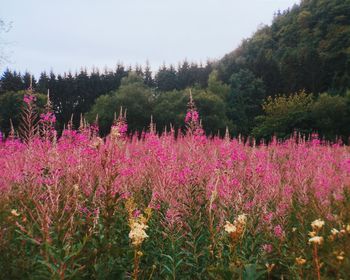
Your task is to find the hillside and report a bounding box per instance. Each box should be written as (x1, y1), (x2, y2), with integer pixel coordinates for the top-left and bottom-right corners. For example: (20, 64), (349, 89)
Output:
(218, 0), (350, 95)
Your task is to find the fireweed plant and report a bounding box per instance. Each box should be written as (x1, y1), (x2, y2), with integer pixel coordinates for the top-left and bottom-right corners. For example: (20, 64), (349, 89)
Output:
(0, 87), (350, 279)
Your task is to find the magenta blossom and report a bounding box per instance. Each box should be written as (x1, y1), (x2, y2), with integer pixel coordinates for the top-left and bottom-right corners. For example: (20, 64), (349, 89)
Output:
(262, 243), (273, 253)
(274, 225), (284, 239)
(133, 209), (141, 218)
(185, 111), (199, 123)
(40, 112), (56, 123)
(23, 94), (36, 105)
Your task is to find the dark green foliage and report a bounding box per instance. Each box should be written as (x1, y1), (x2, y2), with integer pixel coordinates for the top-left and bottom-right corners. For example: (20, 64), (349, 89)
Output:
(153, 89), (188, 131)
(155, 65), (178, 92)
(252, 91), (350, 141)
(154, 62), (212, 92)
(252, 91), (314, 140)
(0, 66), (129, 129)
(311, 93), (350, 139)
(87, 73), (154, 134)
(228, 69), (266, 136)
(0, 62), (212, 133)
(218, 0), (350, 95)
(0, 69), (25, 92)
(0, 90), (46, 135)
(180, 187), (210, 279)
(193, 88), (232, 136)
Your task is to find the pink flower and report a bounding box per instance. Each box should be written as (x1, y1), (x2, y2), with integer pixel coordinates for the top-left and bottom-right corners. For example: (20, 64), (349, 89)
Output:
(119, 124), (128, 133)
(185, 111), (200, 124)
(152, 203), (161, 210)
(262, 243), (273, 253)
(274, 225), (284, 239)
(185, 112), (192, 123)
(133, 209), (141, 218)
(23, 94), (36, 105)
(192, 111), (199, 122)
(40, 112), (56, 123)
(263, 212), (274, 224)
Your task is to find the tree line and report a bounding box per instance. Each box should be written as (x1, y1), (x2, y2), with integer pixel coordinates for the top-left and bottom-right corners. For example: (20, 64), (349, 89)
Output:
(0, 62), (213, 133)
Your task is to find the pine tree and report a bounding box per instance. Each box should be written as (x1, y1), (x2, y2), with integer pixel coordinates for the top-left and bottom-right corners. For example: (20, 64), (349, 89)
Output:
(0, 69), (24, 93)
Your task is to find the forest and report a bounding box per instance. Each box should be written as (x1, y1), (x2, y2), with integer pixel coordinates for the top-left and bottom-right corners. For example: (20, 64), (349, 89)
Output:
(0, 0), (349, 140)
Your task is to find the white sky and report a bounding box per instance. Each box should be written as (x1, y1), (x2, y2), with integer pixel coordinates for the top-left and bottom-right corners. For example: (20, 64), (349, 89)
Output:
(1, 0), (299, 77)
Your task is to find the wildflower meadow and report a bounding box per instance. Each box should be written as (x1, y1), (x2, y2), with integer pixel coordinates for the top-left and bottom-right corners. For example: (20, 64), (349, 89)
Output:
(0, 88), (350, 280)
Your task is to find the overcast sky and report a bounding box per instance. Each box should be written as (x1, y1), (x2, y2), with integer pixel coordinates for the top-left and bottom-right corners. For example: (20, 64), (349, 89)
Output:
(1, 0), (298, 77)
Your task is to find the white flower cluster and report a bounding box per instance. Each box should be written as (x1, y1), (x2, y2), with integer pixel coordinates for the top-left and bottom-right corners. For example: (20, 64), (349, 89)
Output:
(309, 219), (325, 245)
(309, 236), (324, 245)
(224, 214), (247, 234)
(129, 221), (149, 246)
(224, 221), (237, 233)
(311, 219), (325, 231)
